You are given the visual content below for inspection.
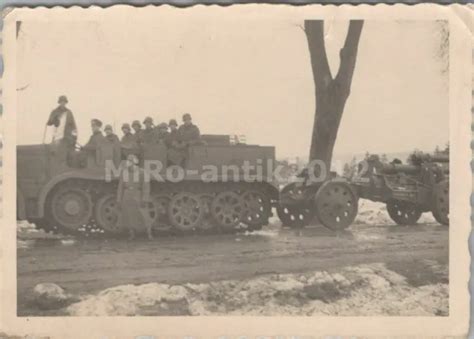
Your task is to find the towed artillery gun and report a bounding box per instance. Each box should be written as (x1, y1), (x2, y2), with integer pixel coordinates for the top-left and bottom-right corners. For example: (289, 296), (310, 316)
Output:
(276, 151), (449, 230)
(351, 152), (449, 225)
(17, 113), (279, 236)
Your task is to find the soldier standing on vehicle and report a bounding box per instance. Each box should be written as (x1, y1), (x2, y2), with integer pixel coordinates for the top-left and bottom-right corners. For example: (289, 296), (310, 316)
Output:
(120, 123), (139, 159)
(142, 116), (157, 144)
(156, 122), (169, 145)
(165, 119), (179, 148)
(46, 95), (78, 147)
(177, 113), (201, 146)
(77, 119), (105, 165)
(104, 124), (120, 144)
(104, 124), (121, 165)
(82, 119), (105, 153)
(132, 120), (144, 145)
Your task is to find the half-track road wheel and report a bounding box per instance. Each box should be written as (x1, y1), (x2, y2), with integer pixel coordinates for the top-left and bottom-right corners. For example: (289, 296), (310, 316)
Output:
(276, 204), (314, 228)
(94, 193), (123, 235)
(198, 194), (218, 232)
(211, 191), (245, 230)
(152, 194), (173, 232)
(168, 192), (203, 232)
(279, 182), (307, 204)
(50, 185), (93, 234)
(314, 181), (358, 231)
(431, 180), (449, 225)
(386, 200), (422, 225)
(241, 190), (271, 230)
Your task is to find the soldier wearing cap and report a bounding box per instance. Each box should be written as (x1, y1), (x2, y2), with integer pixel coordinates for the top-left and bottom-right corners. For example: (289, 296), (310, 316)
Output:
(131, 120), (145, 145)
(104, 124), (121, 165)
(155, 122), (169, 145)
(46, 95), (78, 147)
(82, 119), (105, 156)
(141, 116), (157, 144)
(121, 123), (139, 158)
(177, 113), (201, 146)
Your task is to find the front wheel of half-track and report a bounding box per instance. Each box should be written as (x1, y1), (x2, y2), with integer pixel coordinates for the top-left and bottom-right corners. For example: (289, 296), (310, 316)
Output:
(49, 185), (93, 234)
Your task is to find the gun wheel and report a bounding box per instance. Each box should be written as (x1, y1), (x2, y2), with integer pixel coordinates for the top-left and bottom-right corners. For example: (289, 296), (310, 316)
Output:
(386, 200), (422, 225)
(168, 192), (203, 231)
(95, 193), (123, 235)
(211, 191), (245, 230)
(276, 204), (314, 228)
(432, 180), (449, 225)
(315, 181), (358, 231)
(50, 185), (93, 234)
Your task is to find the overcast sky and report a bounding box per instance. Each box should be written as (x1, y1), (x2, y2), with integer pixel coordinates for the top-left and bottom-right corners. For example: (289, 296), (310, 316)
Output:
(15, 10), (448, 160)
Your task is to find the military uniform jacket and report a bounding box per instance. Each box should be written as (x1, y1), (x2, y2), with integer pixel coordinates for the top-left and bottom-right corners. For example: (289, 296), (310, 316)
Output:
(177, 124), (200, 144)
(141, 128), (158, 144)
(156, 129), (169, 145)
(47, 106), (77, 146)
(134, 129), (145, 145)
(165, 129), (179, 148)
(83, 131), (105, 152)
(121, 133), (138, 150)
(105, 134), (120, 144)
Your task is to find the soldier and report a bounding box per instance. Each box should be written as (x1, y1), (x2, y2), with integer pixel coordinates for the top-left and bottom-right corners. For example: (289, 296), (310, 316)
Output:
(156, 122), (169, 145)
(104, 124), (120, 144)
(104, 124), (121, 165)
(131, 120), (144, 145)
(177, 113), (201, 146)
(120, 123), (139, 158)
(46, 95), (77, 147)
(165, 119), (179, 148)
(141, 116), (157, 144)
(82, 119), (105, 153)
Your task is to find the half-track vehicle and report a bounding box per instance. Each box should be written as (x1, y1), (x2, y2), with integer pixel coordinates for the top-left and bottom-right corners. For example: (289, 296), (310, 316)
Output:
(17, 114), (279, 236)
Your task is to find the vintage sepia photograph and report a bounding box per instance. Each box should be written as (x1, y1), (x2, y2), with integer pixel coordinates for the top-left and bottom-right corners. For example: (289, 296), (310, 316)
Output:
(0, 4), (471, 338)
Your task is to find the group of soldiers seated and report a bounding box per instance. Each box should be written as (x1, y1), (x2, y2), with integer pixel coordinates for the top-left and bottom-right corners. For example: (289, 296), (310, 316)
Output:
(47, 95), (203, 168)
(82, 113), (202, 167)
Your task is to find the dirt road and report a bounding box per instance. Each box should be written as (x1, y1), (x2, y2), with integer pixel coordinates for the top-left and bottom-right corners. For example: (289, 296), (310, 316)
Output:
(17, 221), (448, 316)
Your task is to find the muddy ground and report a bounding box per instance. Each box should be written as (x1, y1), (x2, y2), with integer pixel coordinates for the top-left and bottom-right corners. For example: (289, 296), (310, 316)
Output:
(17, 206), (449, 316)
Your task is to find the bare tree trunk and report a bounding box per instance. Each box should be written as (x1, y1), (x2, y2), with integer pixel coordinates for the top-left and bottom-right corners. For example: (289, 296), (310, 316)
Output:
(304, 20), (364, 173)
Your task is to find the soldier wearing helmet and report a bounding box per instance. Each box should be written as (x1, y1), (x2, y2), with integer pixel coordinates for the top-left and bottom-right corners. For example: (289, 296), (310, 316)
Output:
(46, 95), (78, 148)
(141, 116), (157, 144)
(155, 122), (169, 145)
(121, 123), (139, 158)
(131, 120), (144, 145)
(165, 119), (179, 148)
(104, 124), (120, 144)
(177, 113), (201, 146)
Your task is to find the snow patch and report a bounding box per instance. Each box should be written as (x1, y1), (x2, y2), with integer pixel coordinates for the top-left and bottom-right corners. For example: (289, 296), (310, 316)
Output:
(67, 263), (448, 316)
(243, 229), (279, 237)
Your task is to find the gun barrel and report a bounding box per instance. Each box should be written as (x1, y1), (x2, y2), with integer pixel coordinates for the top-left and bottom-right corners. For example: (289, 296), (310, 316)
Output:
(380, 164), (419, 174)
(430, 154), (449, 163)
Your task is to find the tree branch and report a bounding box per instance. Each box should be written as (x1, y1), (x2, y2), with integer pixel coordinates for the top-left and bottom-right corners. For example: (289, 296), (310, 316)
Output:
(334, 20), (364, 95)
(304, 20), (333, 90)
